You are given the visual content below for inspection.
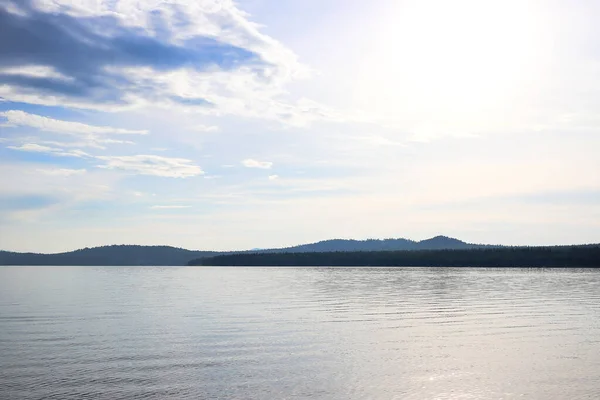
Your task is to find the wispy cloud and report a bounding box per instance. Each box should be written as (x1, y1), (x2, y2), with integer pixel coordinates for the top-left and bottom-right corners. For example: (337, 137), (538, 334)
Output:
(36, 139), (135, 149)
(0, 65), (74, 82)
(242, 159), (273, 169)
(36, 168), (87, 176)
(96, 155), (203, 178)
(268, 175), (279, 180)
(150, 205), (192, 209)
(0, 110), (147, 135)
(189, 124), (219, 132)
(1, 110), (145, 151)
(2, 110), (205, 178)
(8, 143), (90, 157)
(8, 144), (58, 153)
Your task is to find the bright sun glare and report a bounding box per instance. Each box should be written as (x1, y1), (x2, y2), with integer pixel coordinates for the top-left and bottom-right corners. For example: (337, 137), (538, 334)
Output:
(356, 0), (552, 138)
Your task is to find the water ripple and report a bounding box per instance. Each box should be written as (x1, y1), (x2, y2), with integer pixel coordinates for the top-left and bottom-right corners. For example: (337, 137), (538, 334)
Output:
(1, 266), (599, 399)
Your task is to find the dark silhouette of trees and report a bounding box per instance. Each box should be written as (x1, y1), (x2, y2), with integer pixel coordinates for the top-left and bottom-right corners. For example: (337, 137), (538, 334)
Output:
(190, 245), (600, 268)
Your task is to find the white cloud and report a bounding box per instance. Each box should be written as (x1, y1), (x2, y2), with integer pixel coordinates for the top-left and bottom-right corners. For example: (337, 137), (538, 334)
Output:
(268, 175), (279, 180)
(101, 138), (137, 144)
(0, 1), (361, 127)
(36, 168), (87, 176)
(189, 124), (219, 132)
(242, 158), (273, 169)
(0, 110), (147, 135)
(0, 65), (74, 82)
(32, 139), (135, 150)
(96, 155), (204, 178)
(1, 110), (146, 152)
(7, 144), (90, 157)
(150, 205), (192, 209)
(8, 143), (55, 153)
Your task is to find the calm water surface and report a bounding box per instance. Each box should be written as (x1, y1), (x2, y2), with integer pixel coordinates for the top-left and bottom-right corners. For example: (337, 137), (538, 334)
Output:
(1, 266), (600, 399)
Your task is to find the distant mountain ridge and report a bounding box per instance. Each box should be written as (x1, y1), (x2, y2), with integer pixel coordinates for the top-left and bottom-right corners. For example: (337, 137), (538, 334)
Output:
(0, 236), (497, 266)
(259, 235), (492, 253)
(0, 245), (220, 266)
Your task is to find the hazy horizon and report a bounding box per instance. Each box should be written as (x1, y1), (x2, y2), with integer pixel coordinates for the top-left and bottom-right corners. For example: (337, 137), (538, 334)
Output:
(1, 0), (599, 253)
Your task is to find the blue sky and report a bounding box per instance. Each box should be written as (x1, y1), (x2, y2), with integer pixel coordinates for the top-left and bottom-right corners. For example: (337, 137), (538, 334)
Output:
(0, 0), (599, 252)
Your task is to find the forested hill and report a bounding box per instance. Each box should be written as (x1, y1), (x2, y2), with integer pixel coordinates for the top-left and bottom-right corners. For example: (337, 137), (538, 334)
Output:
(0, 236), (491, 266)
(190, 245), (600, 268)
(255, 235), (490, 253)
(0, 245), (221, 266)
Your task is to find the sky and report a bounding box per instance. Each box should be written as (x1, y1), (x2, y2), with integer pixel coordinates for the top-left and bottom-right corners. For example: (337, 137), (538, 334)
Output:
(0, 0), (599, 252)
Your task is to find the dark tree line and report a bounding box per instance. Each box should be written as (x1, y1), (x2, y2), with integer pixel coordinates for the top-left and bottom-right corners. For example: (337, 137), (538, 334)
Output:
(190, 245), (600, 267)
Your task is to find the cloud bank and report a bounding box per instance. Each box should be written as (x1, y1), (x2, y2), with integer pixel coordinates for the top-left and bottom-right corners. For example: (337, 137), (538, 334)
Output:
(0, 0), (339, 126)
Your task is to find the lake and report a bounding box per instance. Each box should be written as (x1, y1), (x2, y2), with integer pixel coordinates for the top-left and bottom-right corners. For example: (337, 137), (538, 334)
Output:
(1, 266), (600, 399)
